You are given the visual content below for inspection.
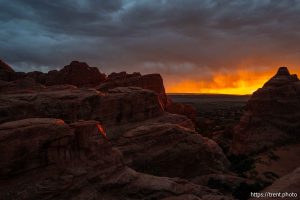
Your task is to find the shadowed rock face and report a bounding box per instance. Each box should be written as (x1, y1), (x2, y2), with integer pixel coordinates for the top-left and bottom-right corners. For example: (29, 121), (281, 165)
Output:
(97, 72), (168, 106)
(0, 77), (45, 93)
(97, 71), (197, 121)
(0, 60), (233, 199)
(0, 118), (229, 200)
(275, 66), (290, 76)
(0, 60), (14, 73)
(231, 67), (300, 155)
(0, 86), (164, 125)
(165, 102), (197, 122)
(113, 122), (229, 178)
(0, 60), (25, 81)
(0, 85), (229, 178)
(260, 167), (300, 196)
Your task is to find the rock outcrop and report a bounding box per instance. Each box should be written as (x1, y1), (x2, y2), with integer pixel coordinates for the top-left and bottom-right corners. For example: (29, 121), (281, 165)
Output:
(0, 60), (14, 73)
(0, 77), (45, 93)
(97, 71), (197, 120)
(231, 67), (300, 155)
(0, 86), (164, 124)
(0, 60), (25, 81)
(0, 60), (106, 87)
(0, 85), (229, 179)
(97, 72), (168, 106)
(1, 60), (196, 121)
(251, 167), (300, 200)
(27, 61), (107, 86)
(0, 118), (229, 200)
(0, 59), (233, 199)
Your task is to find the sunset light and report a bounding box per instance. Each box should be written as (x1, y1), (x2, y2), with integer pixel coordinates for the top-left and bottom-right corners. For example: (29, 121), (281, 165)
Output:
(1, 1), (300, 199)
(166, 68), (300, 95)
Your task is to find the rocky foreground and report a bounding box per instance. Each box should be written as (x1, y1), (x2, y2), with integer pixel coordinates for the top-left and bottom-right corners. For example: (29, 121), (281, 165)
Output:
(0, 61), (300, 200)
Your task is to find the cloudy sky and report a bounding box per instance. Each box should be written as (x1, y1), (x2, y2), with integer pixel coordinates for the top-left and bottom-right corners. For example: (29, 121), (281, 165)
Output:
(1, 0), (300, 94)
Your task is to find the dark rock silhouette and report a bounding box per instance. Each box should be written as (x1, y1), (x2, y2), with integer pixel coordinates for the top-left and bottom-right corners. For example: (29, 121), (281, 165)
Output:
(0, 60), (107, 86)
(0, 59), (234, 199)
(231, 67), (300, 155)
(0, 60), (24, 81)
(1, 60), (196, 120)
(0, 118), (228, 200)
(28, 61), (107, 86)
(0, 59), (14, 73)
(97, 71), (197, 120)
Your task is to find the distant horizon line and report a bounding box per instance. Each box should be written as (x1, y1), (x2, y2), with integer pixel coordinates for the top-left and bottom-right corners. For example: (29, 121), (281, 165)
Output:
(166, 93), (252, 96)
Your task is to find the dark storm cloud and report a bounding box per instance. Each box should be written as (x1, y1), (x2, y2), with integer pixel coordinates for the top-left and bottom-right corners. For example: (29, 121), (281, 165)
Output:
(1, 0), (300, 78)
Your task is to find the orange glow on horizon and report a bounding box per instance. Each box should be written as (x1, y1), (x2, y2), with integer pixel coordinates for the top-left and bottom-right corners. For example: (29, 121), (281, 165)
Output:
(166, 68), (300, 95)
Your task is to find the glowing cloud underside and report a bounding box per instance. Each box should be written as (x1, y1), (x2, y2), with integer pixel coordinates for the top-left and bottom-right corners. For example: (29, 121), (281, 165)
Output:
(165, 68), (300, 95)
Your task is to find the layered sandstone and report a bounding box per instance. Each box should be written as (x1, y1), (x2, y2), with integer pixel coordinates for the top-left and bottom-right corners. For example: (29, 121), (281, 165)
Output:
(0, 59), (233, 199)
(0, 118), (229, 200)
(0, 86), (164, 125)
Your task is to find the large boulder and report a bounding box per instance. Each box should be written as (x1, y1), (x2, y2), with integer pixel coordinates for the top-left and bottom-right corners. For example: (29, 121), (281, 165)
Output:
(0, 118), (73, 176)
(231, 67), (300, 155)
(0, 118), (228, 200)
(0, 86), (164, 125)
(112, 121), (229, 179)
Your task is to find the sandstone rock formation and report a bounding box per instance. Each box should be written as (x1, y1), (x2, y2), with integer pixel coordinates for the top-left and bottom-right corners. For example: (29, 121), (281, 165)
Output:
(113, 122), (229, 178)
(0, 77), (45, 94)
(260, 167), (300, 197)
(97, 72), (168, 106)
(231, 67), (300, 155)
(0, 86), (164, 125)
(0, 60), (106, 87)
(28, 61), (107, 86)
(0, 118), (229, 200)
(96, 71), (197, 120)
(0, 59), (233, 199)
(0, 84), (229, 179)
